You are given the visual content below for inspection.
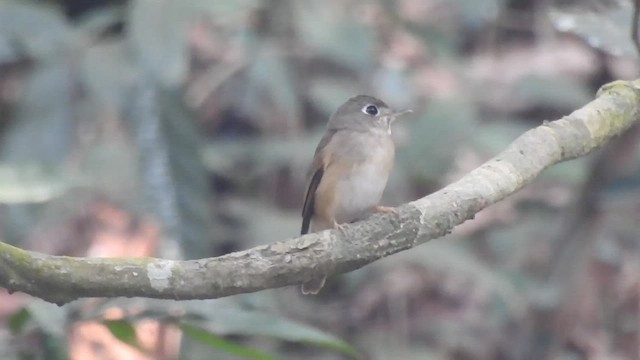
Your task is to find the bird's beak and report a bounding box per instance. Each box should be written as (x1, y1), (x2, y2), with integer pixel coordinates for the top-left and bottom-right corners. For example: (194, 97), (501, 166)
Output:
(392, 109), (413, 119)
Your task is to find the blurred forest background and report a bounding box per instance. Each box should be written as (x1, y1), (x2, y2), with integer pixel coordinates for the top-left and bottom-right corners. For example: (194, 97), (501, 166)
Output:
(1, 0), (640, 359)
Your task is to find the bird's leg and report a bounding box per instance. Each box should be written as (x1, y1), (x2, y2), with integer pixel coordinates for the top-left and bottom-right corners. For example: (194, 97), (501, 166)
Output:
(332, 220), (347, 231)
(373, 205), (398, 214)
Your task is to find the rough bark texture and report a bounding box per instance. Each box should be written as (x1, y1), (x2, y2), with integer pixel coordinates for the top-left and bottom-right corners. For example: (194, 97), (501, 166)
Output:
(1, 80), (640, 305)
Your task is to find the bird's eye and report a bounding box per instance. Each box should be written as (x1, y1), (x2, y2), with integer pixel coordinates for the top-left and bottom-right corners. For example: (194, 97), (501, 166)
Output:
(362, 104), (379, 116)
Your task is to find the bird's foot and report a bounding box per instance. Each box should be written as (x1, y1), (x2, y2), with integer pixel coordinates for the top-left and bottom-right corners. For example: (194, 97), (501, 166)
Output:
(332, 221), (347, 231)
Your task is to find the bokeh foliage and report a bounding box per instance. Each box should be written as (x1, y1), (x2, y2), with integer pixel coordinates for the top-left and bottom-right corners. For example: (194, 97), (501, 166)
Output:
(1, 0), (640, 359)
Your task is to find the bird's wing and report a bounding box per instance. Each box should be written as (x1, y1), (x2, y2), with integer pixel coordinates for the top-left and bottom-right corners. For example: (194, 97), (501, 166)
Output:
(300, 167), (323, 235)
(301, 130), (336, 235)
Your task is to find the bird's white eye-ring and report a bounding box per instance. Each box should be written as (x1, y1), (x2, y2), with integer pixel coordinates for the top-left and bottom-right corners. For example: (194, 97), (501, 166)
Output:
(362, 104), (379, 116)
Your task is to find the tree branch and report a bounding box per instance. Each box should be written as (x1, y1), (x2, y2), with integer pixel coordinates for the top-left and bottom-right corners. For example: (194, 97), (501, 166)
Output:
(1, 80), (640, 305)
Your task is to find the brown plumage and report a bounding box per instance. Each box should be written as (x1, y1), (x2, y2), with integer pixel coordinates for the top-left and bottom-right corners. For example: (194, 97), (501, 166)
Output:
(300, 95), (410, 294)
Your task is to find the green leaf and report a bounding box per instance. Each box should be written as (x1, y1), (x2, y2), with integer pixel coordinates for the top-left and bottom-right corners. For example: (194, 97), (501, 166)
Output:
(549, 0), (636, 57)
(222, 198), (299, 247)
(75, 4), (125, 38)
(24, 299), (68, 337)
(244, 42), (300, 131)
(0, 330), (19, 360)
(294, 2), (375, 71)
(8, 307), (30, 335)
(400, 99), (478, 182)
(1, 61), (75, 164)
(0, 163), (73, 204)
(189, 0), (259, 25)
(82, 39), (137, 111)
(0, 1), (73, 59)
(90, 299), (358, 358)
(382, 241), (528, 319)
(455, 0), (503, 28)
(40, 333), (69, 360)
(471, 121), (529, 155)
(202, 134), (320, 176)
(180, 323), (280, 360)
(183, 301), (358, 357)
(75, 134), (139, 203)
(0, 35), (78, 245)
(308, 78), (362, 115)
(128, 82), (212, 258)
(128, 0), (191, 86)
(103, 319), (143, 350)
(513, 75), (592, 110)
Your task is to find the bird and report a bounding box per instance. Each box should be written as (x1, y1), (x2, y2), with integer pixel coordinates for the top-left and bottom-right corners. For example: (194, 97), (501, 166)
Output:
(300, 95), (411, 294)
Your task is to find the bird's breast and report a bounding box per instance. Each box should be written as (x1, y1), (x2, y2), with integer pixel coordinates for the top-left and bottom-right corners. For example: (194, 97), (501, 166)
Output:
(332, 134), (394, 223)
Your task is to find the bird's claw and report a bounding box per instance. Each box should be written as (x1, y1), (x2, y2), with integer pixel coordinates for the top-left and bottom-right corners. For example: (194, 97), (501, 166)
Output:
(373, 205), (398, 214)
